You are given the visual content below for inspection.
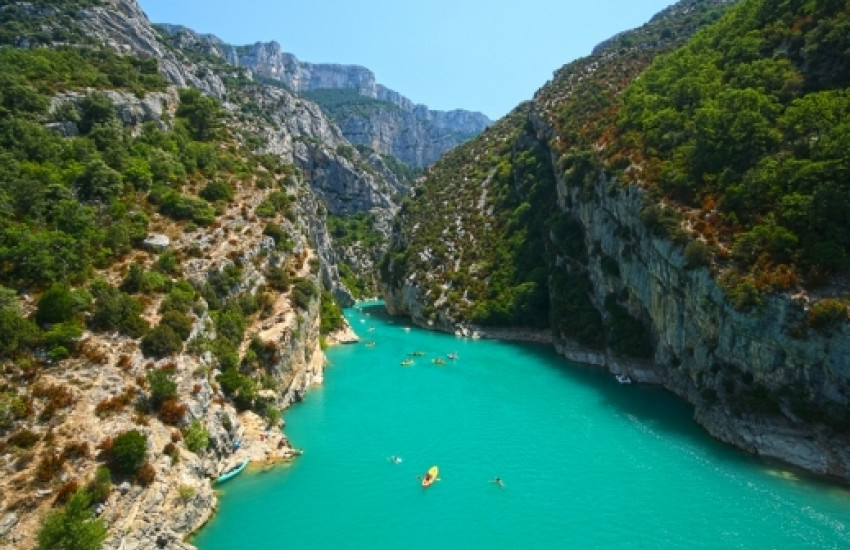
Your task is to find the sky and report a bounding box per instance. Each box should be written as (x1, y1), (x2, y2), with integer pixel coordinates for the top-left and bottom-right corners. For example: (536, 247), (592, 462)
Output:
(136, 0), (676, 120)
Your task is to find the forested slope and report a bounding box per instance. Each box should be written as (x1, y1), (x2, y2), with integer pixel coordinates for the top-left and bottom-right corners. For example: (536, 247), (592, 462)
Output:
(380, 0), (850, 479)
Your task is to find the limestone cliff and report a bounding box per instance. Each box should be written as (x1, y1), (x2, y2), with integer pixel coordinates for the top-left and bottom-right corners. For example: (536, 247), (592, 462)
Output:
(0, 0), (391, 548)
(379, 0), (850, 482)
(154, 27), (492, 168)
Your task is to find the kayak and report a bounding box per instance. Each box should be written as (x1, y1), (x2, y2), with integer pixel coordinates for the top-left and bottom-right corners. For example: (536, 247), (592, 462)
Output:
(421, 466), (439, 488)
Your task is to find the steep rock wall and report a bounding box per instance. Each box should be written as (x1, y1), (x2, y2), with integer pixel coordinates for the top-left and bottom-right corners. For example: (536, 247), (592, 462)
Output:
(153, 29), (491, 167)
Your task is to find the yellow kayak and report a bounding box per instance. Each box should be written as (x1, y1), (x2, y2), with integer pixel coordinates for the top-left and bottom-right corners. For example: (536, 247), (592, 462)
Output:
(421, 466), (439, 488)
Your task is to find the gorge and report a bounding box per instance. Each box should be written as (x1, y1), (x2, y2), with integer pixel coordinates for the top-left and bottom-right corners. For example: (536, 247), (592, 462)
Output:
(0, 0), (849, 549)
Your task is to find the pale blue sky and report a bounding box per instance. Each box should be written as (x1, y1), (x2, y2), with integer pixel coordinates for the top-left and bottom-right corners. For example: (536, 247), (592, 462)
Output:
(137, 0), (675, 119)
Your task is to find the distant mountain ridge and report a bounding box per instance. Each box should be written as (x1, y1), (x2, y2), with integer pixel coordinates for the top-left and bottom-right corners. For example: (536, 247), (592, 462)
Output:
(156, 25), (492, 167)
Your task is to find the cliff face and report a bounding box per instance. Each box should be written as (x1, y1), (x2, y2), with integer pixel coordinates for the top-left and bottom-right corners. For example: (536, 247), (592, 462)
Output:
(155, 27), (492, 167)
(539, 124), (850, 477)
(0, 0), (405, 548)
(380, 0), (850, 481)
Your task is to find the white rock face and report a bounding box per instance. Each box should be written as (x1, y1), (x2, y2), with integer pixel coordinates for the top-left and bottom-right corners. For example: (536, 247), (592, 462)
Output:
(153, 27), (492, 167)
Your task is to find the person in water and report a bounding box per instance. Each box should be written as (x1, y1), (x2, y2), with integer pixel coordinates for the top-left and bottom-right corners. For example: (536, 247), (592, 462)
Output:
(388, 455), (402, 464)
(491, 477), (505, 488)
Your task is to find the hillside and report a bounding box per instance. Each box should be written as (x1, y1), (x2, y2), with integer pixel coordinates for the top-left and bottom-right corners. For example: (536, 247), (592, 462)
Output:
(0, 0), (402, 548)
(150, 28), (492, 169)
(380, 0), (850, 481)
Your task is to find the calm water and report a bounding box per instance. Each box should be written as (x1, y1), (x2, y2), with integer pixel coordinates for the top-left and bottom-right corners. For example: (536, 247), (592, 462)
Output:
(194, 303), (850, 550)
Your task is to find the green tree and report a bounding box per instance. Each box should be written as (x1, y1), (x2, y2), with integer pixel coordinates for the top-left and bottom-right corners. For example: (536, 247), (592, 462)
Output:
(78, 91), (116, 134)
(74, 159), (123, 203)
(37, 489), (107, 550)
(109, 429), (147, 474)
(146, 368), (177, 409)
(140, 324), (183, 358)
(184, 419), (210, 453)
(36, 284), (89, 326)
(176, 88), (222, 140)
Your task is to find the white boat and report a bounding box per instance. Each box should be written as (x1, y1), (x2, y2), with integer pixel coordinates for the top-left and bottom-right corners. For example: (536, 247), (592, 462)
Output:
(616, 373), (632, 384)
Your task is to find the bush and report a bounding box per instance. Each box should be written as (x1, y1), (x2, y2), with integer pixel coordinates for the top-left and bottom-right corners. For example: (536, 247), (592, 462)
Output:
(88, 467), (112, 504)
(157, 398), (187, 426)
(808, 299), (848, 331)
(159, 310), (192, 341)
(53, 480), (80, 506)
(146, 368), (177, 409)
(37, 490), (107, 550)
(291, 278), (317, 310)
(135, 462), (156, 485)
(684, 240), (713, 268)
(319, 291), (344, 335)
(141, 324), (183, 358)
(109, 429), (147, 474)
(199, 180), (234, 202)
(35, 284), (89, 326)
(35, 452), (66, 482)
(8, 429), (40, 449)
(89, 281), (148, 337)
(183, 420), (209, 453)
(266, 266), (290, 292)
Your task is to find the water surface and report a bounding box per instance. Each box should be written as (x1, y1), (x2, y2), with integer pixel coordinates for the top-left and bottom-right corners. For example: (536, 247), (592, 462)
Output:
(194, 303), (850, 549)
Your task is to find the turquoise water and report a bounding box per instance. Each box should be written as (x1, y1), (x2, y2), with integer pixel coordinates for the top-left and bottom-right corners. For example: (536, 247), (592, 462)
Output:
(194, 303), (850, 550)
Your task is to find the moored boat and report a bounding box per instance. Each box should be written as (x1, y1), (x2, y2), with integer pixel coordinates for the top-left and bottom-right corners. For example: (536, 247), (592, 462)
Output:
(215, 458), (249, 484)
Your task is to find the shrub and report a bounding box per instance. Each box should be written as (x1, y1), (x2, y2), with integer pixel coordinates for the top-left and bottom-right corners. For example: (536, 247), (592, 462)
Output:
(160, 310), (193, 341)
(42, 321), (83, 352)
(163, 442), (180, 464)
(88, 467), (112, 504)
(0, 307), (39, 358)
(35, 452), (66, 482)
(146, 368), (177, 409)
(35, 284), (89, 326)
(36, 490), (107, 550)
(89, 281), (149, 337)
(156, 250), (181, 275)
(684, 240), (713, 268)
(808, 299), (848, 331)
(199, 180), (234, 203)
(135, 462), (156, 485)
(291, 278), (317, 310)
(61, 442), (90, 461)
(109, 429), (147, 474)
(266, 266), (291, 292)
(319, 291), (344, 335)
(8, 429), (40, 449)
(157, 398), (187, 426)
(141, 324), (183, 358)
(183, 420), (209, 453)
(178, 485), (195, 503)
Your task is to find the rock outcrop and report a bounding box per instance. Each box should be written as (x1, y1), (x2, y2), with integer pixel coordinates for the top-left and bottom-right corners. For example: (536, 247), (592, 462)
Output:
(154, 27), (491, 167)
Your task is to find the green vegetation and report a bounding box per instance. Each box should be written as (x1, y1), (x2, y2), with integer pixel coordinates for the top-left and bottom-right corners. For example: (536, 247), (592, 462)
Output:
(618, 0), (850, 289)
(319, 291), (344, 335)
(36, 489), (107, 550)
(327, 212), (384, 249)
(108, 429), (147, 474)
(302, 88), (402, 123)
(183, 419), (210, 453)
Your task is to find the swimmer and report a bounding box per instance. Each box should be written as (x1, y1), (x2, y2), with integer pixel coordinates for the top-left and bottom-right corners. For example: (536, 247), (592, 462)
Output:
(388, 455), (402, 464)
(490, 476), (505, 488)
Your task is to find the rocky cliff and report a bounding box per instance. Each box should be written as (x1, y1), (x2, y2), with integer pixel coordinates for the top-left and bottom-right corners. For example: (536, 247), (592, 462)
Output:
(0, 0), (404, 548)
(154, 27), (491, 167)
(379, 0), (850, 482)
